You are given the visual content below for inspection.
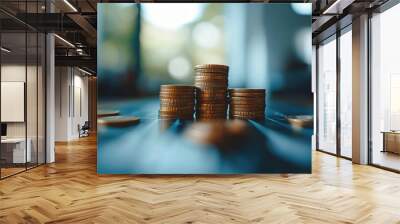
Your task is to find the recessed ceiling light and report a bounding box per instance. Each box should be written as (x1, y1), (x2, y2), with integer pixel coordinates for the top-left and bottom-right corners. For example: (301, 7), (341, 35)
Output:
(1, 47), (11, 53)
(54, 34), (75, 48)
(78, 67), (93, 76)
(63, 0), (78, 12)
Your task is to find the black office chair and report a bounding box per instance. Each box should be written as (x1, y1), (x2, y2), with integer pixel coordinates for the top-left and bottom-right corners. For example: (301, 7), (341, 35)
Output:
(79, 121), (90, 138)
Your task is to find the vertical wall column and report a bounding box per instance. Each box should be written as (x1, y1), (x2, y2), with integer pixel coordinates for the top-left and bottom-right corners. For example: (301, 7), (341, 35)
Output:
(46, 33), (55, 163)
(352, 14), (369, 164)
(88, 77), (97, 132)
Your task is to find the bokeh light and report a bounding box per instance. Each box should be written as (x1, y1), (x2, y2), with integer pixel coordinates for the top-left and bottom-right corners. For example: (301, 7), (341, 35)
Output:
(142, 4), (204, 30)
(192, 22), (221, 49)
(291, 3), (311, 15)
(295, 27), (312, 64)
(168, 56), (191, 80)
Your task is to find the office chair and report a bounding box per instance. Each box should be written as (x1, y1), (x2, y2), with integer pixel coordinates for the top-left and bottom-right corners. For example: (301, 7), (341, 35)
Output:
(79, 121), (90, 138)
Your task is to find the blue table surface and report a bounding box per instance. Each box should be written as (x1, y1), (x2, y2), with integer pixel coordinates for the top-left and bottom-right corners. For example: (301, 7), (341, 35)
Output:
(98, 97), (312, 174)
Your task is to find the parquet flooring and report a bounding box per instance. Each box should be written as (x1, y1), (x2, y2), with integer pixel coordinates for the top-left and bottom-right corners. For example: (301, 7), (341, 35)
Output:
(1, 135), (400, 223)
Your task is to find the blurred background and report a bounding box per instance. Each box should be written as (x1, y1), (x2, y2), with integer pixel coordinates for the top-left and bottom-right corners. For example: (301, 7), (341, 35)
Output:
(98, 3), (312, 115)
(97, 3), (312, 174)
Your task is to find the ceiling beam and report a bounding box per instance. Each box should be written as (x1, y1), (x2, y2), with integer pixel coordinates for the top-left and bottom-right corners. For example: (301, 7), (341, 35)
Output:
(55, 55), (96, 69)
(67, 13), (97, 46)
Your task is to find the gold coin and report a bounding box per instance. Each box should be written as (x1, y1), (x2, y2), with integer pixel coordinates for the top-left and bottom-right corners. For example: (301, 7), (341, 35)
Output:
(229, 102), (265, 107)
(159, 92), (195, 96)
(229, 93), (265, 98)
(195, 84), (228, 89)
(160, 104), (194, 110)
(229, 108), (265, 112)
(159, 110), (194, 115)
(229, 88), (265, 93)
(159, 109), (194, 113)
(195, 75), (228, 79)
(230, 111), (265, 116)
(194, 80), (228, 85)
(197, 88), (227, 92)
(196, 112), (227, 117)
(98, 116), (140, 127)
(196, 88), (227, 93)
(160, 102), (195, 107)
(230, 115), (264, 120)
(230, 96), (265, 102)
(197, 94), (227, 99)
(159, 94), (195, 99)
(159, 97), (194, 102)
(195, 73), (228, 78)
(159, 90), (195, 94)
(97, 110), (120, 118)
(197, 100), (227, 105)
(197, 103), (227, 109)
(194, 64), (229, 71)
(197, 110), (227, 114)
(160, 84), (195, 90)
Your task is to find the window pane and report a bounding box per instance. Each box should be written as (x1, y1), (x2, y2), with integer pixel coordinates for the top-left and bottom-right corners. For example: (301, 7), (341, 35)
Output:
(340, 30), (352, 158)
(318, 38), (337, 154)
(371, 4), (400, 171)
(27, 31), (38, 169)
(1, 31), (28, 177)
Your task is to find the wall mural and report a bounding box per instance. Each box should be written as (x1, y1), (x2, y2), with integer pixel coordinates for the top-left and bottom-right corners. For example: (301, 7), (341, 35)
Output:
(97, 3), (313, 174)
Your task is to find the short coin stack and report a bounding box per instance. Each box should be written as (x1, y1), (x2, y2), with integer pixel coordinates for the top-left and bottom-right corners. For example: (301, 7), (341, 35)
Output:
(194, 64), (229, 120)
(229, 88), (266, 120)
(159, 85), (196, 120)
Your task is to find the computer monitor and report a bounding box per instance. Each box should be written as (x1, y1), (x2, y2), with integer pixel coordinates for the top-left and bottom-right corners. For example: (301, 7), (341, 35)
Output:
(1, 123), (7, 137)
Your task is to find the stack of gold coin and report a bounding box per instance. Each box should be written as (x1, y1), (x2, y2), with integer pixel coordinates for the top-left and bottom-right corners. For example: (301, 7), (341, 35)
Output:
(229, 88), (266, 120)
(194, 64), (229, 120)
(159, 85), (195, 120)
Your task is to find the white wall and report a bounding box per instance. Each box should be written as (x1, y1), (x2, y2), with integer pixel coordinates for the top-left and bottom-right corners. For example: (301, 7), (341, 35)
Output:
(1, 64), (46, 164)
(1, 65), (40, 138)
(55, 67), (89, 141)
(55, 67), (69, 141)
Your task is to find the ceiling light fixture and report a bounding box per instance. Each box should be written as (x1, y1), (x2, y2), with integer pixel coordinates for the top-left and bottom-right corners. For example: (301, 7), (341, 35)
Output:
(54, 34), (75, 48)
(1, 47), (11, 53)
(63, 0), (78, 12)
(322, 0), (340, 15)
(78, 67), (93, 76)
(322, 0), (355, 15)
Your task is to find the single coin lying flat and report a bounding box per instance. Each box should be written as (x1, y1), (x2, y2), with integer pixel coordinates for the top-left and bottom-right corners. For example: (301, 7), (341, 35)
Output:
(97, 110), (120, 118)
(98, 116), (140, 127)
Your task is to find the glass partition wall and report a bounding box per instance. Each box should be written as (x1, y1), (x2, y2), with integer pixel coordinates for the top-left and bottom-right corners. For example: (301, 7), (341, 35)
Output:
(370, 3), (400, 172)
(0, 2), (46, 179)
(339, 28), (352, 159)
(316, 27), (352, 159)
(317, 35), (337, 155)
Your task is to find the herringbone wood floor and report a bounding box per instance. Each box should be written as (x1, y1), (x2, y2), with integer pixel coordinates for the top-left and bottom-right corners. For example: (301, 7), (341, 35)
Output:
(1, 135), (400, 224)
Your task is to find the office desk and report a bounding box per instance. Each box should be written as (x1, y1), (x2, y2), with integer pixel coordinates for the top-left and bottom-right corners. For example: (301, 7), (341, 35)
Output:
(1, 138), (32, 164)
(382, 131), (400, 154)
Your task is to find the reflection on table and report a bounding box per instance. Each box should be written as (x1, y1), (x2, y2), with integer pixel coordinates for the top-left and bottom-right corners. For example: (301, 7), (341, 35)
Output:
(98, 98), (312, 174)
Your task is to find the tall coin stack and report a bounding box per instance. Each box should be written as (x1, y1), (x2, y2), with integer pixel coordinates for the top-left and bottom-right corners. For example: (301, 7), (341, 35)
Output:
(159, 85), (196, 120)
(194, 64), (229, 120)
(229, 88), (266, 120)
